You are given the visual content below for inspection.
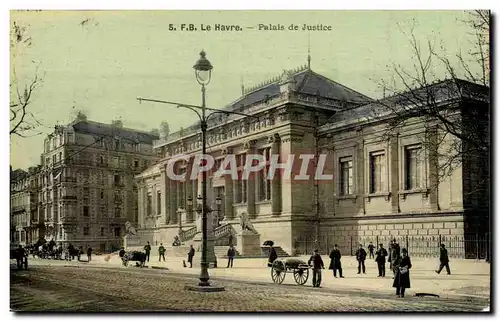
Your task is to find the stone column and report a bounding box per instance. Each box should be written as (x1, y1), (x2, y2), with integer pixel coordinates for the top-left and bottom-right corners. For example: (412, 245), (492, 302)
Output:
(169, 178), (177, 225)
(137, 181), (144, 228)
(390, 135), (400, 214)
(223, 147), (234, 220)
(245, 140), (257, 219)
(185, 158), (194, 223)
(162, 165), (171, 225)
(270, 134), (282, 216)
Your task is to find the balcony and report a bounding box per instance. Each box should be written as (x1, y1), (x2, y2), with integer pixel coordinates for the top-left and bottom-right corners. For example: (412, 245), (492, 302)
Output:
(114, 182), (125, 188)
(61, 195), (77, 201)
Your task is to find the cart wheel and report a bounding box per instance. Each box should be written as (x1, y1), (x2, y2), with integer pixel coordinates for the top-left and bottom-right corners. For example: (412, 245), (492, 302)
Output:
(271, 260), (286, 284)
(293, 268), (309, 285)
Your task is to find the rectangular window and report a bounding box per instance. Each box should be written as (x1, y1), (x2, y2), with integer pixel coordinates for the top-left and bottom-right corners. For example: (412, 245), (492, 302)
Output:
(99, 155), (104, 164)
(83, 227), (89, 236)
(114, 227), (121, 237)
(114, 139), (120, 150)
(157, 191), (162, 214)
(114, 207), (121, 218)
(147, 193), (152, 215)
(405, 145), (422, 190)
(134, 160), (139, 168)
(101, 205), (107, 217)
(114, 175), (121, 185)
(369, 152), (386, 193)
(340, 157), (354, 196)
(100, 227), (105, 236)
(100, 189), (104, 199)
(83, 206), (89, 217)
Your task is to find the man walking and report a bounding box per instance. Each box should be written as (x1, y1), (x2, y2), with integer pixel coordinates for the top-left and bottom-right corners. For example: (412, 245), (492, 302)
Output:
(86, 246), (93, 262)
(355, 244), (367, 274)
(144, 242), (151, 262)
(158, 243), (166, 262)
(435, 243), (451, 275)
(187, 245), (195, 268)
(308, 249), (325, 287)
(328, 244), (344, 278)
(368, 242), (375, 259)
(227, 245), (236, 268)
(375, 243), (388, 277)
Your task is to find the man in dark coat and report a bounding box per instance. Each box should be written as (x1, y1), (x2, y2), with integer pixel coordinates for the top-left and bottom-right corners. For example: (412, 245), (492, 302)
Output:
(158, 243), (166, 262)
(328, 244), (344, 278)
(16, 245), (26, 270)
(308, 249), (325, 287)
(227, 245), (236, 268)
(435, 243), (451, 275)
(393, 248), (412, 298)
(375, 243), (388, 277)
(87, 246), (93, 262)
(267, 246), (278, 267)
(355, 244), (367, 274)
(144, 242), (151, 262)
(187, 245), (195, 268)
(368, 242), (375, 259)
(388, 240), (401, 278)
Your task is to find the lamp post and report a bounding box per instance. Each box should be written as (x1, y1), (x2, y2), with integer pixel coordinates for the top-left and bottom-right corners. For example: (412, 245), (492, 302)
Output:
(137, 50), (258, 291)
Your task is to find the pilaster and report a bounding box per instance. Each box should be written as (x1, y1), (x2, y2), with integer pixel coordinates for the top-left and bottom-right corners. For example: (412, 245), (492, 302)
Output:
(222, 147), (234, 220)
(355, 133), (365, 215)
(390, 135), (400, 214)
(244, 140), (257, 218)
(270, 134), (282, 216)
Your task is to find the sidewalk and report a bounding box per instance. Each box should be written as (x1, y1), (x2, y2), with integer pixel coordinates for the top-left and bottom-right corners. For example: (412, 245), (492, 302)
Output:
(25, 254), (490, 300)
(88, 253), (490, 299)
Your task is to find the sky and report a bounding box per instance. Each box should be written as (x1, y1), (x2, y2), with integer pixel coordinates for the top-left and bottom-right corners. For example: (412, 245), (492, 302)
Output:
(9, 10), (479, 170)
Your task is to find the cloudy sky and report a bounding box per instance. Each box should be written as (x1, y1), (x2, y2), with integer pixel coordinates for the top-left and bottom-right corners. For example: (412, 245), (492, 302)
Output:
(10, 10), (478, 169)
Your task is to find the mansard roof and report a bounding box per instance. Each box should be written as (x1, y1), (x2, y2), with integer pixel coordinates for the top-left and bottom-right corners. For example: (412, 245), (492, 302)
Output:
(225, 68), (372, 112)
(72, 120), (160, 144)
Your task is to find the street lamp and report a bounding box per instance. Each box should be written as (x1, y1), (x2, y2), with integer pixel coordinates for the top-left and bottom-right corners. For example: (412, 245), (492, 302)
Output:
(137, 50), (258, 291)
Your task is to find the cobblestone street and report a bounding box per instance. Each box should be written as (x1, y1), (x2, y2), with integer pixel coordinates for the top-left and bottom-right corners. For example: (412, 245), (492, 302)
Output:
(10, 264), (489, 312)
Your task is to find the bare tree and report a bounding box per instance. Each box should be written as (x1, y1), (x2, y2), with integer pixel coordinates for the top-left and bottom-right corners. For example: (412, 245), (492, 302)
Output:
(10, 21), (43, 137)
(369, 12), (490, 188)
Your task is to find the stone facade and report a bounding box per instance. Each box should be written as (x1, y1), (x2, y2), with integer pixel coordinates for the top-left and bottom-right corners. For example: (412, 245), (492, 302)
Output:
(10, 117), (159, 251)
(135, 67), (489, 257)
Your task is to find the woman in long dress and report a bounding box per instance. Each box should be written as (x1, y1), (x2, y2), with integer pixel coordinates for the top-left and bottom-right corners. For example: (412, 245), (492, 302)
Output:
(393, 248), (412, 298)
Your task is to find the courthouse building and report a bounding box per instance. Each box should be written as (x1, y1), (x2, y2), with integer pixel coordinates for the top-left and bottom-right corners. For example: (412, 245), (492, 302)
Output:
(134, 64), (489, 258)
(10, 115), (159, 251)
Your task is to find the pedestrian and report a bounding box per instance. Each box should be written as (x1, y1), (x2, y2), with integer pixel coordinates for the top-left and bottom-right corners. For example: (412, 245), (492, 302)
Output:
(267, 246), (278, 267)
(393, 248), (412, 298)
(87, 246), (93, 262)
(144, 242), (151, 262)
(435, 243), (451, 275)
(227, 245), (236, 268)
(16, 245), (26, 270)
(328, 244), (344, 278)
(78, 246), (83, 261)
(355, 244), (367, 274)
(308, 249), (325, 287)
(375, 243), (388, 277)
(368, 242), (375, 259)
(187, 245), (195, 268)
(158, 243), (166, 262)
(389, 239), (401, 278)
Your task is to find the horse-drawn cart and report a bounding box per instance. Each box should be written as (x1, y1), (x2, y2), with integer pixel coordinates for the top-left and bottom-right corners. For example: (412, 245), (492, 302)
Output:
(270, 258), (310, 285)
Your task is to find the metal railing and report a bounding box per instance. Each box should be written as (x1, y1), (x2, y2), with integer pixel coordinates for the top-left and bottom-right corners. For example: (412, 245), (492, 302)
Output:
(294, 233), (489, 260)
